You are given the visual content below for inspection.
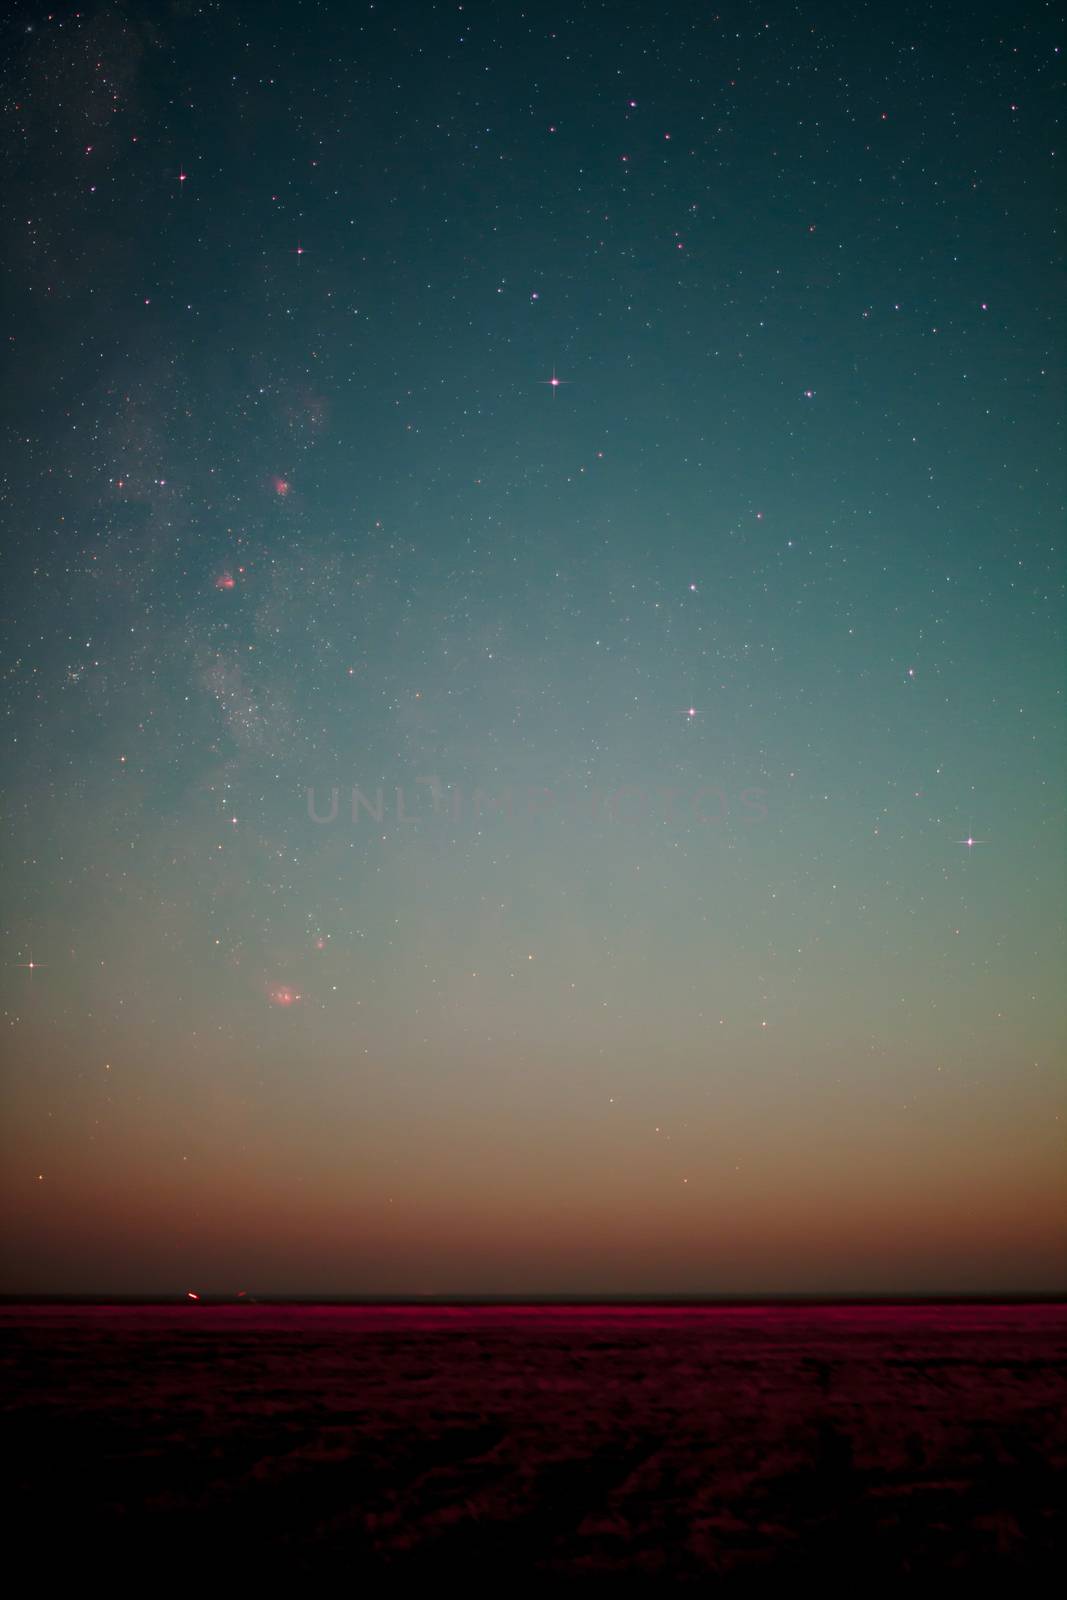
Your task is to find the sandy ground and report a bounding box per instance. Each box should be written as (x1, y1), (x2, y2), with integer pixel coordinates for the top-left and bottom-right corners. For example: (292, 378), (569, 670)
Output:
(2, 1302), (1064, 1584)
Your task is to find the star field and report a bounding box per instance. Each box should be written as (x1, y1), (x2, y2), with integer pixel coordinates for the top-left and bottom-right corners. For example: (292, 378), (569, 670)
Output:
(0, 0), (1063, 1296)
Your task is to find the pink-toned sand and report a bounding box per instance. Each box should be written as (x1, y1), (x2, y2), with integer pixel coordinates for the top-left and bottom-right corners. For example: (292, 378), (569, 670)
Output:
(2, 1302), (1064, 1583)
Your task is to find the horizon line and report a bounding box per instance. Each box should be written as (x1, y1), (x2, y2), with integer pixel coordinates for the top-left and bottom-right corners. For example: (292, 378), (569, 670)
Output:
(3, 1292), (1064, 1308)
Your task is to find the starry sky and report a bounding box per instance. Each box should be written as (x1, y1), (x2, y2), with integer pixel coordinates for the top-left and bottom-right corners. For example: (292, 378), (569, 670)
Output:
(1, 0), (1063, 1298)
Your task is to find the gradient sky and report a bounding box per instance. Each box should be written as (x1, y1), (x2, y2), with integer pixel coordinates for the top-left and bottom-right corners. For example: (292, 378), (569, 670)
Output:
(1, 0), (1064, 1296)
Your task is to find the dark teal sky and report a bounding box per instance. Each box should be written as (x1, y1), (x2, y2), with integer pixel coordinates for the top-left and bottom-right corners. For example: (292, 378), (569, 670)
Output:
(1, 0), (1063, 1295)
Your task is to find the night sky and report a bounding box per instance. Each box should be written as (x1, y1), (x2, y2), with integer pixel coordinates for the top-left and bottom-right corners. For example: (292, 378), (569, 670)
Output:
(1, 1), (1063, 1297)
